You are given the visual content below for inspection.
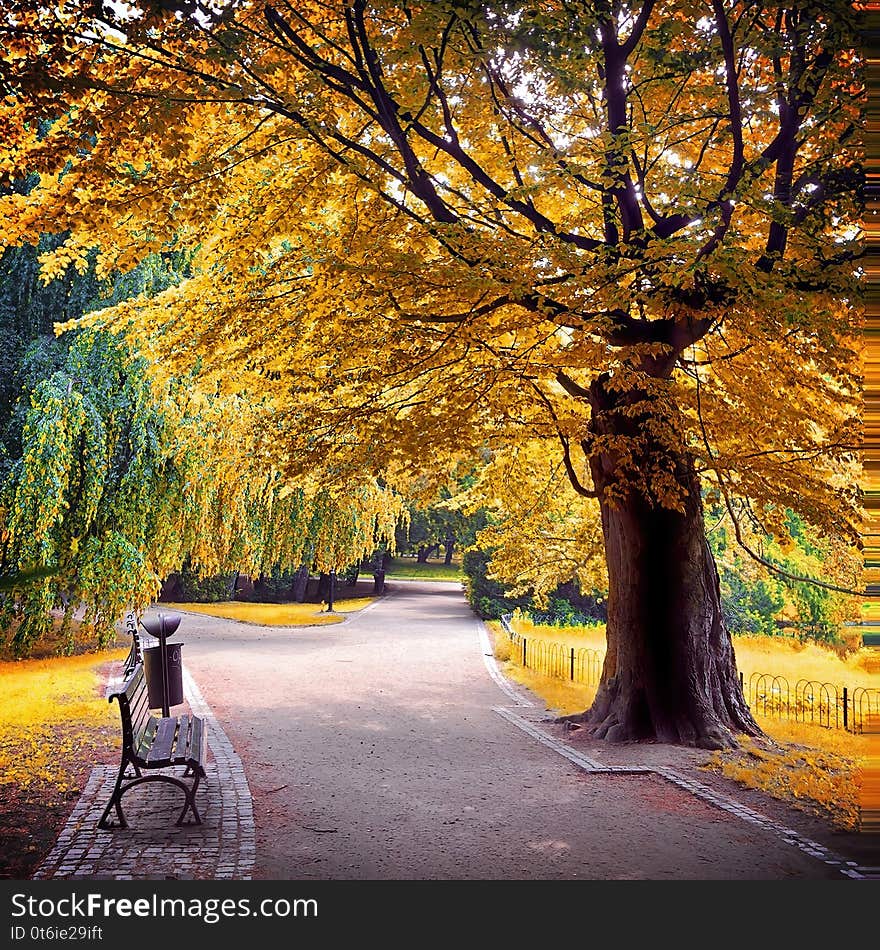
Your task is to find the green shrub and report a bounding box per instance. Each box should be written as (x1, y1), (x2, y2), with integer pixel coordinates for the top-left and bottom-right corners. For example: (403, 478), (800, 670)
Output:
(461, 548), (606, 624)
(461, 548), (530, 619)
(719, 567), (784, 638)
(163, 560), (235, 603)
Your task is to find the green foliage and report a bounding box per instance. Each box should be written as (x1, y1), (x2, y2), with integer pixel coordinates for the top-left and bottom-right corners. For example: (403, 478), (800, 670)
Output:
(339, 562), (362, 585)
(172, 559), (235, 603)
(0, 238), (195, 654)
(383, 558), (461, 581)
(0, 239), (98, 439)
(461, 547), (531, 619)
(396, 486), (487, 562)
(247, 568), (303, 603)
(709, 509), (857, 645)
(1, 329), (177, 654)
(528, 592), (606, 629)
(718, 567), (786, 638)
(0, 218), (186, 437)
(462, 546), (606, 623)
(0, 235), (191, 649)
(0, 221), (406, 654)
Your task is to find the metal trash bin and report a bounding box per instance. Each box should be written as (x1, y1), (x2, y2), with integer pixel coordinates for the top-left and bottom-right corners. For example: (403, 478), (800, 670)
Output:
(143, 642), (184, 709)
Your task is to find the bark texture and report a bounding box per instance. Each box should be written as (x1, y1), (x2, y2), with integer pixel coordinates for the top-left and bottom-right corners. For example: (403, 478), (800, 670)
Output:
(576, 374), (762, 749)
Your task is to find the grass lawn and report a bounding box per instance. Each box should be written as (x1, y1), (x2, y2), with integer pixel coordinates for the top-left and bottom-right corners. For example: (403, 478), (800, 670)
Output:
(162, 597), (375, 626)
(0, 649), (126, 878)
(384, 557), (462, 582)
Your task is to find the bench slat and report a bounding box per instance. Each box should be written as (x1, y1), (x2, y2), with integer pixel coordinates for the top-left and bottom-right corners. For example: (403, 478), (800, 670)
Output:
(129, 684), (149, 717)
(131, 704), (152, 742)
(170, 715), (192, 762)
(146, 716), (179, 763)
(128, 687), (151, 732)
(189, 715), (205, 765)
(134, 717), (159, 761)
(114, 664), (145, 705)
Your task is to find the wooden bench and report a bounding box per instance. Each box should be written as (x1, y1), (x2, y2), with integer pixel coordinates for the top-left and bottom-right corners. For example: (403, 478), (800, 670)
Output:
(98, 662), (207, 830)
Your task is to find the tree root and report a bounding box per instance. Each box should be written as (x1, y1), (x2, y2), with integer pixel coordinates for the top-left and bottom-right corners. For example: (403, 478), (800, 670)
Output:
(553, 707), (746, 750)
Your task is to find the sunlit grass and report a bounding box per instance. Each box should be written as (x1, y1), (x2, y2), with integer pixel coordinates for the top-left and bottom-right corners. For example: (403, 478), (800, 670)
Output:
(486, 619), (598, 716)
(731, 634), (878, 689)
(163, 597), (374, 626)
(384, 558), (462, 581)
(0, 650), (125, 792)
(505, 611), (606, 651)
(707, 717), (871, 829)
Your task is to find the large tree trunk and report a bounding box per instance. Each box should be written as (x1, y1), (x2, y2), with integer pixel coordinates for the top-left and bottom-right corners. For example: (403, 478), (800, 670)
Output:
(576, 374), (762, 750)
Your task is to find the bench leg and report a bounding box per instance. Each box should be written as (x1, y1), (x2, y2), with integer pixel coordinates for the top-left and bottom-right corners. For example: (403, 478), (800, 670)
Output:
(98, 757), (131, 830)
(177, 768), (203, 826)
(99, 771), (204, 830)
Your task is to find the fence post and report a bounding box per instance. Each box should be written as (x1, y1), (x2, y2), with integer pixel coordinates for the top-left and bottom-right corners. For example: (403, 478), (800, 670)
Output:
(843, 686), (848, 731)
(570, 647), (575, 681)
(522, 638), (527, 668)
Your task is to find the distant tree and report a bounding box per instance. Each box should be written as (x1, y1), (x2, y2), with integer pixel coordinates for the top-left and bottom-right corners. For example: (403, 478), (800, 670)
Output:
(399, 486), (486, 564)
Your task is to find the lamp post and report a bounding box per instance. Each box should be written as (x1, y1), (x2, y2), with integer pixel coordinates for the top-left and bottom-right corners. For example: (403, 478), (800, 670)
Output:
(327, 570), (336, 612)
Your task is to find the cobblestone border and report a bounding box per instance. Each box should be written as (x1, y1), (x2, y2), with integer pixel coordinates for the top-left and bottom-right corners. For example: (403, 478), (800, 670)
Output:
(483, 620), (872, 880)
(32, 665), (254, 881)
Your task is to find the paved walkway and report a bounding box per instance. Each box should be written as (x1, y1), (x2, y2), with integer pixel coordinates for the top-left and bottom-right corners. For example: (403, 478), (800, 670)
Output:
(34, 580), (875, 880)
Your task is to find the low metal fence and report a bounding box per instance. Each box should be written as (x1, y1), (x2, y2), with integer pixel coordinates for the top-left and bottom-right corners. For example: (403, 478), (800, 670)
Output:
(498, 614), (878, 733)
(745, 672), (879, 734)
(500, 614), (604, 688)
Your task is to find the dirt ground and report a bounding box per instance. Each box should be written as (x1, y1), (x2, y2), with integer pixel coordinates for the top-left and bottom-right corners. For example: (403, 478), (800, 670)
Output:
(0, 723), (118, 879)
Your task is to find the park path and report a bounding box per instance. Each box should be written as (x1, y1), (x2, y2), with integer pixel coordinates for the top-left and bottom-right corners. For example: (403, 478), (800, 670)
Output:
(178, 580), (865, 880)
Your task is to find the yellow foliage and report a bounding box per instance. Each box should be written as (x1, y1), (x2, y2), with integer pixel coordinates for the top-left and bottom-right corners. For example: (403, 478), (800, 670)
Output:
(705, 727), (865, 831)
(0, 2), (861, 564)
(0, 651), (124, 792)
(459, 443), (607, 603)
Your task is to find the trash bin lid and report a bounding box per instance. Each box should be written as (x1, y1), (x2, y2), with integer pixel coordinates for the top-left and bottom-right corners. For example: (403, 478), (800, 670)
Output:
(140, 611), (182, 638)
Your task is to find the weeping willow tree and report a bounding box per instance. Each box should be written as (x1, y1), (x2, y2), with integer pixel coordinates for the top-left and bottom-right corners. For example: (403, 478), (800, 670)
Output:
(0, 328), (405, 656)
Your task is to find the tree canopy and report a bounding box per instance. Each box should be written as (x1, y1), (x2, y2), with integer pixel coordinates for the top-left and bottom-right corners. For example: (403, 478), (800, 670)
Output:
(0, 0), (860, 531)
(1, 324), (406, 654)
